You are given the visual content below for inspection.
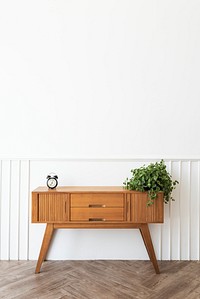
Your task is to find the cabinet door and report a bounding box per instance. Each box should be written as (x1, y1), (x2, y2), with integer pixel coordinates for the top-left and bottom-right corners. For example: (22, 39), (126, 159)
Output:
(130, 192), (164, 223)
(32, 193), (69, 223)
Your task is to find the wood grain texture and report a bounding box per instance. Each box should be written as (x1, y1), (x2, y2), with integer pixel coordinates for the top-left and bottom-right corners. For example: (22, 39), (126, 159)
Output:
(33, 186), (128, 193)
(140, 224), (160, 274)
(32, 193), (39, 223)
(32, 188), (164, 224)
(0, 261), (199, 299)
(131, 192), (164, 223)
(35, 224), (54, 274)
(32, 188), (163, 273)
(70, 207), (124, 221)
(32, 193), (69, 223)
(70, 193), (124, 207)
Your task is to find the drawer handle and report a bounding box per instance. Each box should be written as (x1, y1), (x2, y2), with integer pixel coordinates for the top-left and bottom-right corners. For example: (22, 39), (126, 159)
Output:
(89, 218), (106, 221)
(88, 204), (106, 208)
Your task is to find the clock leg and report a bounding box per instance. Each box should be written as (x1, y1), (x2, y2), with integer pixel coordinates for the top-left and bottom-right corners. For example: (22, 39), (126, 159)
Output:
(139, 224), (160, 274)
(35, 224), (54, 274)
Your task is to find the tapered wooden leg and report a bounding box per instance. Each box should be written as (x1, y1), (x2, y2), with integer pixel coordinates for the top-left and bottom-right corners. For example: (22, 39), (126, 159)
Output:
(139, 224), (160, 274)
(35, 224), (54, 274)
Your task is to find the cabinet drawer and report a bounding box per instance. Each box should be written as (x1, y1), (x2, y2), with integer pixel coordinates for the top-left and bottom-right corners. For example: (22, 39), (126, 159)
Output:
(71, 193), (124, 207)
(71, 208), (124, 221)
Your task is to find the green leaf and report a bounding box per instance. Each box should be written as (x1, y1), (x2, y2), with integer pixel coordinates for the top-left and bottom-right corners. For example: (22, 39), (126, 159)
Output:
(123, 160), (179, 206)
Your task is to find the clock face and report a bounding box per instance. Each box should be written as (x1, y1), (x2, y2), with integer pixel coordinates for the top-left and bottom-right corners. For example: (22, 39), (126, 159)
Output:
(47, 178), (57, 189)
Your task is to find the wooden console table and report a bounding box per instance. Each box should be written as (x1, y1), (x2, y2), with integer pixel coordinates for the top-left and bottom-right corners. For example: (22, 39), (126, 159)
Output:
(32, 186), (163, 274)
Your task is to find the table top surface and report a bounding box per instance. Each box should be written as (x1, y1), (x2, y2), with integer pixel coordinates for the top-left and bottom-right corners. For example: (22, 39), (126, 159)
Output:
(32, 186), (146, 193)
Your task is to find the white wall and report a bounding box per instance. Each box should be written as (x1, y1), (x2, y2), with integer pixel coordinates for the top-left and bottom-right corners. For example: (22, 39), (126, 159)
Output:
(0, 1), (200, 260)
(1, 0), (200, 159)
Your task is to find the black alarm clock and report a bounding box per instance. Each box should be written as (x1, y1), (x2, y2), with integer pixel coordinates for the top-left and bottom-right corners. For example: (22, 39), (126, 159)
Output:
(46, 173), (58, 189)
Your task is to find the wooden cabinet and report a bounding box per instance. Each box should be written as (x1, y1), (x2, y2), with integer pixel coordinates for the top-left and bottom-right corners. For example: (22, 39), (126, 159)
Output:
(32, 188), (163, 224)
(32, 187), (164, 274)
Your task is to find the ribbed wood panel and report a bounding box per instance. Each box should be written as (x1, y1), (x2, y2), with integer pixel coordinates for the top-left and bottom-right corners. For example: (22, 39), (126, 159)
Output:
(0, 159), (200, 260)
(37, 194), (69, 222)
(131, 192), (164, 223)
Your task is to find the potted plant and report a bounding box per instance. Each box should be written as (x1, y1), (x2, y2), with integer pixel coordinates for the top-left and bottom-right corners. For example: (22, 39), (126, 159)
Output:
(123, 159), (179, 206)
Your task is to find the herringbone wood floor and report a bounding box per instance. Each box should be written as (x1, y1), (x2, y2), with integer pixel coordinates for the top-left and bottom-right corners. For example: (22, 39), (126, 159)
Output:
(0, 261), (199, 299)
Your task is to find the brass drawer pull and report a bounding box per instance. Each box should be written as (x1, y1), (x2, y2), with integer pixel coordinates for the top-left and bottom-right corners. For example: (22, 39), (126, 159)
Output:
(88, 204), (106, 208)
(89, 218), (106, 221)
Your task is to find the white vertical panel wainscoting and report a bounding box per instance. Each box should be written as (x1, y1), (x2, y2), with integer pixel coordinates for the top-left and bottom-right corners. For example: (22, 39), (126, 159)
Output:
(0, 159), (199, 261)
